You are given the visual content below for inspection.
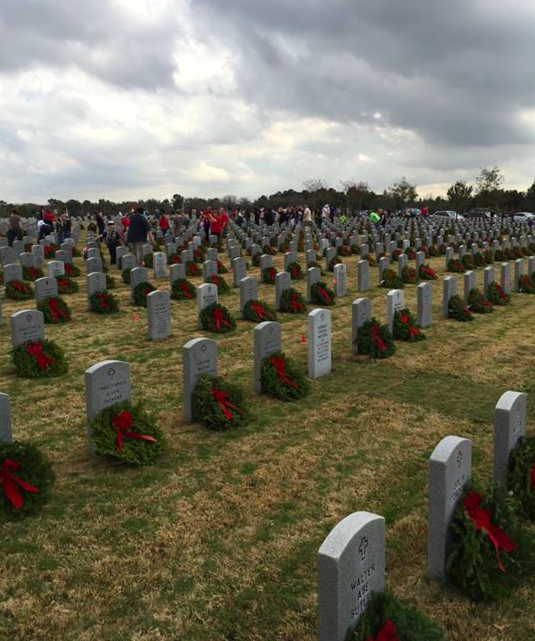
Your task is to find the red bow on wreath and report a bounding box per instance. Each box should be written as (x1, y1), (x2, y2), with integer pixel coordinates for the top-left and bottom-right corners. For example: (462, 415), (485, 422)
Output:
(48, 298), (67, 321)
(180, 281), (192, 298)
(270, 356), (299, 389)
(58, 279), (68, 288)
(1, 458), (39, 509)
(213, 308), (230, 330)
(530, 462), (535, 489)
(112, 411), (157, 452)
(291, 293), (303, 313)
(318, 286), (331, 304)
(422, 266), (435, 278)
(210, 388), (240, 420)
(399, 313), (420, 339)
(26, 342), (54, 371)
(252, 301), (267, 320)
(371, 325), (387, 352)
(291, 266), (300, 278)
(96, 293), (109, 309)
(366, 620), (399, 641)
(463, 490), (517, 572)
(496, 284), (507, 302)
(12, 282), (26, 293)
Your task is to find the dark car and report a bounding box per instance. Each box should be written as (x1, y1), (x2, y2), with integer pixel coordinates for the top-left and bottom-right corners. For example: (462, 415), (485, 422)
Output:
(463, 209), (492, 220)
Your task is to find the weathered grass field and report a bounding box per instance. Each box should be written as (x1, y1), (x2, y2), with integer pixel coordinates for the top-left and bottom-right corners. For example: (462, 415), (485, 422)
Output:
(1, 238), (534, 641)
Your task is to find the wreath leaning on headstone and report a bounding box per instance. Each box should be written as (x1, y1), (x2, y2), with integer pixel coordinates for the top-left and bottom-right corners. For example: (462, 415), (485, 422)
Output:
(447, 259), (465, 274)
(310, 281), (335, 306)
(57, 276), (79, 294)
(446, 484), (535, 601)
(122, 268), (131, 284)
(418, 263), (438, 280)
(518, 274), (535, 294)
(91, 401), (165, 466)
(242, 299), (277, 322)
(262, 266), (277, 284)
(217, 260), (228, 274)
(356, 318), (395, 359)
(287, 262), (303, 280)
(208, 274), (230, 294)
(393, 309), (425, 342)
(352, 591), (446, 641)
(37, 296), (72, 324)
(508, 436), (535, 520)
(328, 256), (342, 272)
(199, 302), (236, 333)
(5, 280), (33, 300)
(486, 282), (510, 306)
(142, 254), (154, 268)
(132, 281), (157, 307)
(64, 263), (81, 278)
(380, 268), (404, 289)
(401, 265), (418, 284)
(279, 288), (306, 314)
(448, 295), (474, 321)
(186, 262), (201, 277)
(22, 266), (44, 281)
(89, 290), (120, 314)
(171, 278), (196, 301)
(192, 374), (249, 431)
(467, 289), (494, 313)
(0, 441), (55, 523)
(260, 351), (309, 401)
(12, 339), (68, 378)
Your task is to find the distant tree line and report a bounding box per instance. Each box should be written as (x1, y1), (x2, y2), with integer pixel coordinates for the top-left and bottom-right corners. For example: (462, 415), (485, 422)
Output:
(2, 166), (535, 218)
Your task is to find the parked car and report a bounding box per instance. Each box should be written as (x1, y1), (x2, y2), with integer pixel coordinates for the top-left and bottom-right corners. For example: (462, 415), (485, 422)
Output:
(463, 209), (493, 220)
(432, 210), (462, 220)
(512, 211), (535, 222)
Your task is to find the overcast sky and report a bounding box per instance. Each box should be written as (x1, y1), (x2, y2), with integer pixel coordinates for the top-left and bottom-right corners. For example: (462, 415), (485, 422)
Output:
(1, 0), (535, 203)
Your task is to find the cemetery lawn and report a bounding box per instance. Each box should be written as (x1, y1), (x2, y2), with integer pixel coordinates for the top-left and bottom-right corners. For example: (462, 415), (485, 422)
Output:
(2, 245), (535, 641)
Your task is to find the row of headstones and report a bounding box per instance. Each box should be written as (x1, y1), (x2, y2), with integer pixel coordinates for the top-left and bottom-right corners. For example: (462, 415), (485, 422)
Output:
(0, 238), (76, 268)
(317, 390), (526, 641)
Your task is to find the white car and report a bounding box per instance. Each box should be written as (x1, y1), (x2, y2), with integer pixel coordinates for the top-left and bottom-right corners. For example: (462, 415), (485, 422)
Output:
(433, 210), (462, 220)
(513, 212), (535, 222)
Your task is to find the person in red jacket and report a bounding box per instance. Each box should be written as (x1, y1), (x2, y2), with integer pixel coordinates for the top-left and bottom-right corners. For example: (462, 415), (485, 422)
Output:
(209, 210), (223, 238)
(158, 212), (170, 234)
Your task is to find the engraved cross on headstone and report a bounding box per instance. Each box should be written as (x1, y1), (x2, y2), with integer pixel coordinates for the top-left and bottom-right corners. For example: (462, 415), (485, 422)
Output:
(358, 536), (368, 561)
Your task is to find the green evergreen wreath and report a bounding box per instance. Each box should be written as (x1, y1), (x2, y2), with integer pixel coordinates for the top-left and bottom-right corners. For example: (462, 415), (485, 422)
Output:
(193, 247), (205, 263)
(171, 278), (195, 300)
(462, 255), (475, 270)
(447, 258), (465, 273)
(279, 288), (307, 314)
(106, 274), (116, 290)
(393, 309), (425, 341)
(64, 263), (81, 278)
(287, 261), (304, 280)
(308, 260), (324, 274)
(22, 266), (44, 281)
(380, 268), (404, 289)
(91, 401), (165, 466)
(89, 290), (119, 314)
(473, 251), (486, 267)
(122, 268), (131, 284)
(217, 260), (228, 273)
(191, 374), (249, 431)
(447, 484), (535, 601)
(5, 280), (33, 300)
(168, 252), (182, 264)
(260, 351), (309, 401)
(356, 318), (395, 359)
(243, 299), (277, 322)
(12, 339), (68, 378)
(494, 249), (506, 261)
(142, 253), (154, 268)
(57, 275), (79, 294)
(132, 281), (157, 307)
(262, 266), (277, 284)
(199, 302), (236, 333)
(468, 289), (494, 313)
(328, 256), (342, 272)
(401, 265), (418, 284)
(352, 591), (446, 641)
(207, 274), (230, 294)
(338, 244), (351, 257)
(252, 253), (261, 267)
(508, 436), (535, 520)
(310, 281), (335, 306)
(418, 263), (438, 280)
(405, 247), (416, 260)
(448, 295), (474, 321)
(262, 244), (276, 255)
(487, 281), (510, 305)
(37, 296), (72, 323)
(44, 244), (59, 259)
(484, 250), (495, 264)
(186, 261), (201, 277)
(518, 274), (535, 294)
(0, 441), (55, 523)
